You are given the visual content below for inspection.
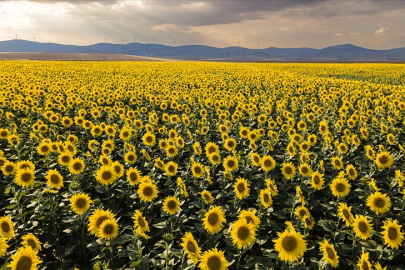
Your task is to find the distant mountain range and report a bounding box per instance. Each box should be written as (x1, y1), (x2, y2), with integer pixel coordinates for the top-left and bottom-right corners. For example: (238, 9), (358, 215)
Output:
(1, 40), (405, 61)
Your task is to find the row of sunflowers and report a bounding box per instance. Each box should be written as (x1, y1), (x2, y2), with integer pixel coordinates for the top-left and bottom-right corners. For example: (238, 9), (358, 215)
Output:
(0, 61), (405, 269)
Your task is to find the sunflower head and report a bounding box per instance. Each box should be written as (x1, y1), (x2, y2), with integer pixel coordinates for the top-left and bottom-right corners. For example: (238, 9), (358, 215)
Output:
(202, 206), (226, 234)
(70, 193), (92, 215)
(234, 178), (250, 200)
(230, 219), (256, 249)
(181, 232), (201, 265)
(163, 196), (180, 215)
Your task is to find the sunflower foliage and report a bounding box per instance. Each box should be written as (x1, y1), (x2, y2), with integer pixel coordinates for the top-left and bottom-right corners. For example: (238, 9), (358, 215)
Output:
(0, 61), (405, 270)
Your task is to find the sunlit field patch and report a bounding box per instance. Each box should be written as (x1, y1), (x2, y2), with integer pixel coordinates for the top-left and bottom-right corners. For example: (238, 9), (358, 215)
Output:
(0, 61), (405, 269)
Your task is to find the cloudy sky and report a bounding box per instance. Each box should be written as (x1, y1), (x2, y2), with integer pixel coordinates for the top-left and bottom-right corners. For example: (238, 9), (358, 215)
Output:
(0, 0), (404, 49)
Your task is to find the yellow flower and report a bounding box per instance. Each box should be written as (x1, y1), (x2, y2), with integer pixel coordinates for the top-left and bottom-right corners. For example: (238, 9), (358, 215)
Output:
(36, 141), (51, 155)
(124, 152), (137, 164)
(0, 237), (8, 257)
(230, 219), (256, 249)
(96, 166), (117, 185)
(311, 171), (324, 190)
(68, 158), (85, 175)
(337, 203), (354, 226)
(14, 168), (36, 188)
(208, 152), (221, 165)
(319, 239), (339, 268)
(223, 156), (238, 172)
(330, 156), (343, 170)
(21, 234), (42, 253)
(353, 215), (374, 240)
(58, 152), (72, 166)
(111, 161), (124, 178)
(8, 246), (42, 270)
(345, 164), (358, 180)
(375, 151), (394, 169)
(299, 163), (312, 177)
(98, 219), (119, 240)
(138, 182), (159, 202)
(201, 190), (214, 204)
(165, 145), (178, 158)
(162, 196), (180, 215)
(165, 161), (178, 176)
(142, 132), (156, 147)
(281, 162), (296, 179)
(330, 177), (351, 197)
(16, 160), (35, 171)
(191, 162), (204, 178)
(132, 210), (150, 232)
(261, 155), (276, 171)
(202, 206), (226, 234)
(234, 177), (250, 200)
(366, 192), (391, 215)
(70, 193), (92, 215)
(259, 189), (272, 208)
(0, 216), (14, 239)
(199, 248), (228, 270)
(1, 160), (16, 175)
(295, 206), (310, 221)
(224, 138), (237, 151)
(181, 232), (201, 265)
(45, 169), (64, 190)
(88, 209), (116, 236)
(381, 219), (404, 249)
(126, 167), (141, 185)
(357, 250), (372, 270)
(249, 153), (261, 166)
(273, 223), (307, 262)
(205, 142), (219, 156)
(238, 209), (261, 229)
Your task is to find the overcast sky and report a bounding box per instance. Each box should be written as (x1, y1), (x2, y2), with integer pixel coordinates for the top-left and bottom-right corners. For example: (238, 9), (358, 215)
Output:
(0, 0), (404, 49)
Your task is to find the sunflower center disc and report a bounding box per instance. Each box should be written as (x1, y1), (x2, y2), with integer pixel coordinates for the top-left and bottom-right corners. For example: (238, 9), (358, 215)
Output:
(342, 209), (350, 220)
(130, 173), (137, 182)
(285, 167), (292, 174)
(102, 171), (112, 181)
(336, 183), (345, 192)
(194, 167), (202, 174)
(62, 156), (70, 163)
(186, 241), (196, 253)
(1, 222), (10, 232)
(254, 156), (260, 163)
(299, 210), (306, 218)
(41, 146), (49, 152)
(104, 224), (113, 234)
(374, 198), (385, 208)
(227, 160), (235, 168)
(27, 239), (37, 249)
(73, 163), (82, 171)
(207, 256), (221, 270)
(50, 175), (60, 184)
(379, 155), (388, 165)
(264, 159), (271, 168)
(237, 183), (245, 193)
(114, 166), (121, 174)
(313, 176), (320, 185)
(263, 194), (270, 203)
(388, 227), (398, 240)
(76, 198), (86, 208)
(282, 236), (297, 252)
(16, 256), (32, 270)
(168, 166), (175, 173)
(96, 217), (109, 228)
(302, 167), (308, 174)
(143, 187), (153, 196)
(5, 165), (14, 173)
(138, 217), (146, 227)
(208, 147), (216, 154)
(167, 201), (176, 210)
(245, 217), (253, 224)
(335, 160), (341, 167)
(349, 169), (354, 175)
(358, 221), (368, 233)
(21, 173), (32, 182)
(237, 226), (249, 240)
(146, 136), (153, 143)
(362, 260), (370, 270)
(326, 247), (335, 259)
(208, 213), (219, 225)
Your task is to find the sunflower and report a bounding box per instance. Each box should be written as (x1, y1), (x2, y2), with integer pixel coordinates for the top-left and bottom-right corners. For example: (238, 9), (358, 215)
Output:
(298, 163), (312, 177)
(224, 138), (237, 151)
(310, 171), (324, 190)
(375, 151), (394, 169)
(234, 178), (250, 200)
(126, 167), (141, 185)
(223, 156), (238, 172)
(68, 158), (85, 175)
(381, 219), (404, 249)
(357, 250), (372, 270)
(98, 219), (119, 240)
(181, 232), (201, 265)
(202, 190), (214, 204)
(374, 262), (387, 270)
(239, 126), (250, 139)
(124, 152), (137, 164)
(353, 215), (374, 240)
(45, 169), (64, 190)
(166, 145), (178, 158)
(0, 237), (8, 257)
(16, 160), (35, 171)
(208, 152), (221, 165)
(165, 161), (178, 177)
(330, 157), (344, 170)
(162, 196), (181, 215)
(249, 153), (261, 166)
(70, 193), (92, 215)
(138, 181), (159, 202)
(230, 219), (256, 249)
(99, 155), (112, 166)
(330, 177), (351, 197)
(259, 189), (273, 208)
(273, 224), (307, 262)
(191, 162), (205, 178)
(58, 152), (72, 166)
(0, 216), (14, 239)
(346, 164), (358, 180)
(21, 234), (42, 253)
(132, 210), (150, 232)
(96, 166), (117, 185)
(142, 133), (156, 147)
(365, 145), (375, 160)
(202, 206), (226, 234)
(337, 203), (354, 226)
(265, 178), (279, 196)
(1, 160), (16, 175)
(8, 246), (42, 270)
(366, 192), (391, 215)
(14, 168), (35, 188)
(205, 142), (220, 156)
(319, 239), (339, 268)
(337, 143), (348, 154)
(387, 133), (396, 145)
(88, 209), (116, 236)
(281, 162), (296, 179)
(36, 142), (51, 156)
(299, 141), (310, 153)
(238, 210), (261, 229)
(112, 161), (124, 178)
(286, 142), (296, 157)
(261, 155), (276, 172)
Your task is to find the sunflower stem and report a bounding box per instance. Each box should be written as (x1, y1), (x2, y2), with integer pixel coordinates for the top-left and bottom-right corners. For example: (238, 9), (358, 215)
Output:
(236, 249), (242, 269)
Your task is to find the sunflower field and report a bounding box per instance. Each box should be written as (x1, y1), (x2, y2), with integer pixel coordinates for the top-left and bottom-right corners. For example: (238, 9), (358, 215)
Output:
(0, 61), (405, 270)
